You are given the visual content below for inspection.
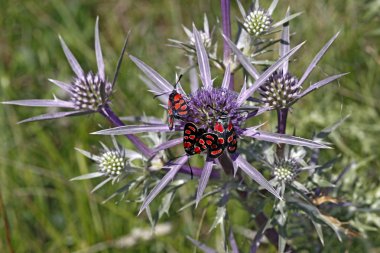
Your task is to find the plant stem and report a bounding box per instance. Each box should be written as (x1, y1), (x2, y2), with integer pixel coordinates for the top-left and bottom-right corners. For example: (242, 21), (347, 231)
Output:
(255, 213), (296, 253)
(0, 190), (15, 253)
(221, 0), (235, 90)
(276, 108), (289, 158)
(100, 105), (154, 158)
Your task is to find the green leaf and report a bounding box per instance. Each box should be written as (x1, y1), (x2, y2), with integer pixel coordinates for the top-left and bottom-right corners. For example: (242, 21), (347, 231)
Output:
(312, 220), (324, 245)
(315, 115), (350, 139)
(159, 191), (175, 218)
(209, 206), (226, 232)
(91, 177), (112, 193)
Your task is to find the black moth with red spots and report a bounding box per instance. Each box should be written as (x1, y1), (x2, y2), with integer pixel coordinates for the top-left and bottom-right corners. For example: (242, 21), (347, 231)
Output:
(183, 123), (206, 155)
(168, 76), (188, 130)
(183, 119), (237, 159)
(198, 132), (225, 158)
(213, 116), (238, 155)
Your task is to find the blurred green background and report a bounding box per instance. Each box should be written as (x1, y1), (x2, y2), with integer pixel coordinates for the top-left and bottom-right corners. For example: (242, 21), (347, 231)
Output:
(1, 0), (379, 252)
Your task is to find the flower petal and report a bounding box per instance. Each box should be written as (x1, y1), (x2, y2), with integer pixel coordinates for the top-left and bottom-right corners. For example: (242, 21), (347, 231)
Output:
(18, 110), (92, 124)
(2, 99), (74, 108)
(297, 73), (348, 99)
(153, 138), (182, 153)
(75, 147), (101, 161)
(129, 55), (173, 93)
(193, 25), (212, 89)
(70, 172), (105, 181)
(58, 35), (85, 80)
(222, 34), (260, 80)
(236, 0), (246, 17)
(139, 156), (188, 214)
(92, 124), (172, 135)
(280, 8), (290, 73)
(296, 32), (340, 89)
(235, 41), (305, 106)
(189, 57), (200, 93)
(120, 115), (164, 125)
(271, 12), (302, 29)
(221, 64), (231, 90)
(139, 75), (168, 104)
(268, 0), (279, 15)
(235, 156), (281, 199)
(48, 79), (73, 94)
(243, 129), (331, 149)
(196, 160), (214, 207)
(95, 17), (105, 81)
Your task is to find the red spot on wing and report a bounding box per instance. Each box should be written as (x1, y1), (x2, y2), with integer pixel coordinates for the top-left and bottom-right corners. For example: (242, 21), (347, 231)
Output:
(214, 122), (224, 133)
(211, 149), (222, 155)
(173, 93), (182, 102)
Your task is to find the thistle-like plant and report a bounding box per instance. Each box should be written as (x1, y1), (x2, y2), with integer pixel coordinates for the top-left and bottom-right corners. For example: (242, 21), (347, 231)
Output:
(93, 25), (329, 215)
(3, 1), (365, 252)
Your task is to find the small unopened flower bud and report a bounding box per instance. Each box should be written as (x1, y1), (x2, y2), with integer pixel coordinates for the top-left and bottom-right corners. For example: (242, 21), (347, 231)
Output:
(243, 9), (272, 36)
(190, 31), (212, 49)
(273, 160), (299, 183)
(99, 151), (126, 177)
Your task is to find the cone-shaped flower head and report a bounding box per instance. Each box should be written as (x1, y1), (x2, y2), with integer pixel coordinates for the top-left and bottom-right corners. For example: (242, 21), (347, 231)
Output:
(70, 71), (112, 111)
(259, 70), (300, 108)
(243, 9), (272, 36)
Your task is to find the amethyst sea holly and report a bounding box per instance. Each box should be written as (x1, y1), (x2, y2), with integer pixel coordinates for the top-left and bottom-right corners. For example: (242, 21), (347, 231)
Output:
(93, 25), (329, 213)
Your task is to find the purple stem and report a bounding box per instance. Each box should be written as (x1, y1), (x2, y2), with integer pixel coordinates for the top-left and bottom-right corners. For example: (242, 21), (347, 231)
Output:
(276, 108), (289, 158)
(221, 0), (235, 90)
(277, 108), (288, 134)
(99, 105), (154, 158)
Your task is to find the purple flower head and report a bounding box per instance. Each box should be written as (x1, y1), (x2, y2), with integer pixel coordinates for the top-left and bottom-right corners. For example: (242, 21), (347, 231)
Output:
(186, 88), (245, 134)
(3, 17), (117, 123)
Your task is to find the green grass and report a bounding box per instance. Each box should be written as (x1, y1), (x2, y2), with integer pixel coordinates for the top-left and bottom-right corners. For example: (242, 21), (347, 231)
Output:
(1, 0), (380, 252)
